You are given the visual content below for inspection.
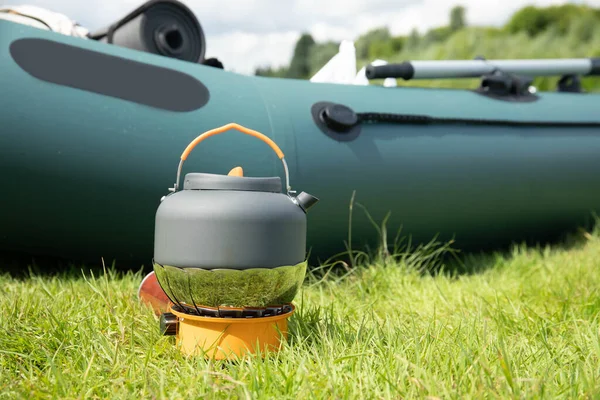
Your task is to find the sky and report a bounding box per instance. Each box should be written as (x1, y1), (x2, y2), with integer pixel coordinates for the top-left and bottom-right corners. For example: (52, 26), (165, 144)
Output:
(3, 0), (599, 74)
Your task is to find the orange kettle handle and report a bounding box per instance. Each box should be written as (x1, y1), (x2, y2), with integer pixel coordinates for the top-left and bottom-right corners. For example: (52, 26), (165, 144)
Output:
(180, 123), (285, 160)
(171, 123), (291, 194)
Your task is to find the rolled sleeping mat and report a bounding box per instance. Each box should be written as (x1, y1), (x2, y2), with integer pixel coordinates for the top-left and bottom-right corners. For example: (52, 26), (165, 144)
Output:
(88, 0), (205, 63)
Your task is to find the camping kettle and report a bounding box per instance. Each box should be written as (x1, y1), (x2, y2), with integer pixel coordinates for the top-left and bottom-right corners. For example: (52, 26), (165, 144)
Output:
(153, 123), (319, 270)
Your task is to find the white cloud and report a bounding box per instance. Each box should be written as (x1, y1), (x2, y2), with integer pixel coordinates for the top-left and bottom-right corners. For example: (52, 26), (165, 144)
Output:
(4, 0), (599, 75)
(206, 30), (300, 74)
(308, 22), (354, 43)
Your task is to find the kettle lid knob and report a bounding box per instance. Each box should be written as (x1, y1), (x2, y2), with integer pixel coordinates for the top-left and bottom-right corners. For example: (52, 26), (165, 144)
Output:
(227, 166), (244, 177)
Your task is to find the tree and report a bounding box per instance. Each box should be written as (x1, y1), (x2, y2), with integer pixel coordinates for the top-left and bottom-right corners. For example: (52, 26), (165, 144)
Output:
(355, 28), (392, 59)
(424, 26), (453, 44)
(254, 65), (288, 78)
(505, 4), (591, 36)
(368, 37), (404, 59)
(308, 41), (340, 76)
(407, 28), (420, 49)
(570, 11), (597, 42)
(450, 5), (466, 31)
(287, 33), (316, 79)
(505, 6), (547, 36)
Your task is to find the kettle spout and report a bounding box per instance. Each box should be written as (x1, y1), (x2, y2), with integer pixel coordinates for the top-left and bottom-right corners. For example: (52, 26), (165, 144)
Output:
(295, 191), (319, 212)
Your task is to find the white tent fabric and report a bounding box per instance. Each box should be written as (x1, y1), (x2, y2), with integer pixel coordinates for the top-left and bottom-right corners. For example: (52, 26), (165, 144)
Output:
(0, 5), (89, 38)
(309, 40), (357, 84)
(310, 40), (398, 86)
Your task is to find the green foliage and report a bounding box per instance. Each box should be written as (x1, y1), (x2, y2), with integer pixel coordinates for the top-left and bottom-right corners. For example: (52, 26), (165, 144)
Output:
(506, 4), (595, 37)
(307, 41), (340, 76)
(353, 28), (406, 63)
(450, 5), (466, 31)
(254, 3), (600, 92)
(505, 5), (551, 36)
(423, 25), (454, 45)
(406, 28), (420, 49)
(287, 33), (316, 79)
(254, 65), (288, 78)
(367, 36), (404, 60)
(374, 24), (600, 92)
(569, 11), (598, 43)
(255, 40), (340, 79)
(354, 27), (392, 60)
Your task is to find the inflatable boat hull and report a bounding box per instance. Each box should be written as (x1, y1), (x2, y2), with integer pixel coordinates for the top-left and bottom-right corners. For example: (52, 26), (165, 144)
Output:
(2, 20), (600, 266)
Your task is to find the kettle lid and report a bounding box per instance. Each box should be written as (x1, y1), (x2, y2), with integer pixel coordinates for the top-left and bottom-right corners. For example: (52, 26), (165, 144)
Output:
(183, 172), (282, 193)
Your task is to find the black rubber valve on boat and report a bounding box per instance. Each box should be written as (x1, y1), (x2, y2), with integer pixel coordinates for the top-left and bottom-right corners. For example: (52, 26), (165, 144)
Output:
(320, 103), (359, 133)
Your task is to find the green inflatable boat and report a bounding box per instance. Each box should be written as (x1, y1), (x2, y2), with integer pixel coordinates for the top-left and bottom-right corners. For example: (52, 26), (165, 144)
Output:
(2, 16), (600, 267)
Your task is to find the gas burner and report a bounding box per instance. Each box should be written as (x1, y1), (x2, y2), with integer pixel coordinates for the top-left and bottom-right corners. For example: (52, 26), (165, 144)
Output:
(171, 303), (294, 318)
(159, 303), (297, 360)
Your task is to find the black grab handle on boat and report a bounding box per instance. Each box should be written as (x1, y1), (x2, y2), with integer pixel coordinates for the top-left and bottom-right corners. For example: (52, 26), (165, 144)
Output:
(365, 62), (414, 80)
(591, 58), (600, 75)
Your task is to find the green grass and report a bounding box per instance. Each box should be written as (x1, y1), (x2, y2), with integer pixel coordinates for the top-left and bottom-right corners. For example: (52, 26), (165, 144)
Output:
(2, 228), (600, 398)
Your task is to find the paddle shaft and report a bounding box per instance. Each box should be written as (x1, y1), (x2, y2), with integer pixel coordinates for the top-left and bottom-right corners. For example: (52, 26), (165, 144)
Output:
(366, 58), (600, 80)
